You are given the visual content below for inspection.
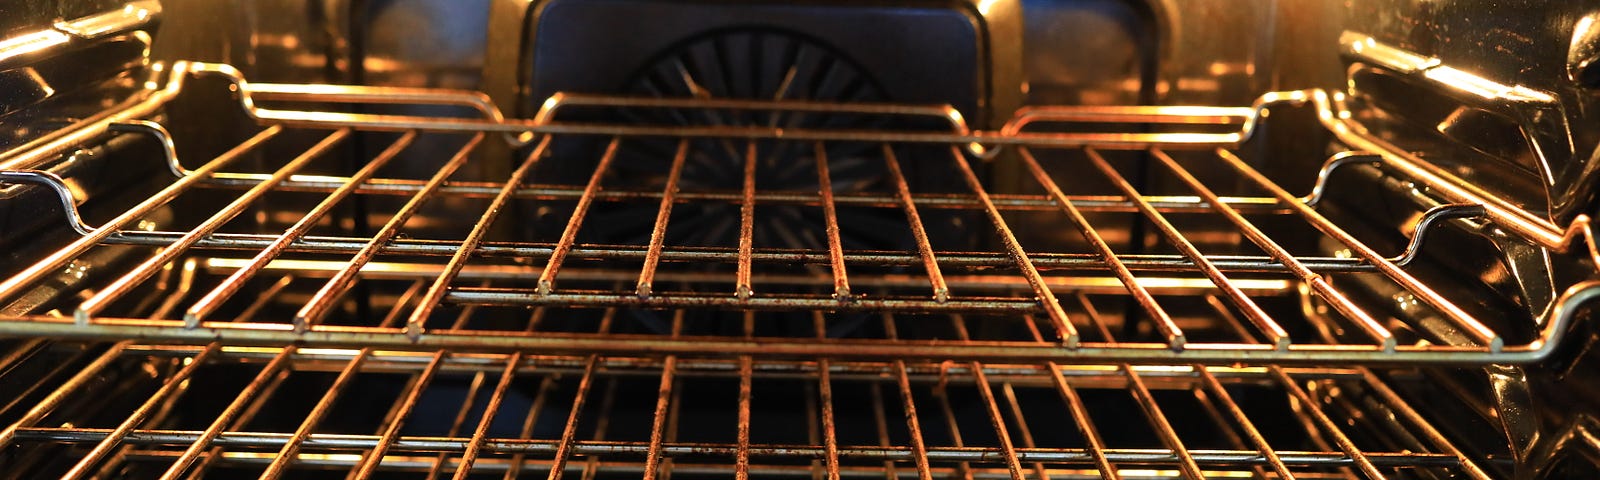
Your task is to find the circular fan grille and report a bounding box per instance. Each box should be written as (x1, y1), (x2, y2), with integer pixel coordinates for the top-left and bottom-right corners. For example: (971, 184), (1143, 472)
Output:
(583, 28), (914, 254)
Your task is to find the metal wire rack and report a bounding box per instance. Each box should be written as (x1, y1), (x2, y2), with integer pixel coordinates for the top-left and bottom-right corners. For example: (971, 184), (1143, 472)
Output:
(0, 61), (1597, 365)
(0, 298), (1494, 479)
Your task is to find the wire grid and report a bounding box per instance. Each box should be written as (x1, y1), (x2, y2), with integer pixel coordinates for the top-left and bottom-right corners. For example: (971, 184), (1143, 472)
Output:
(0, 300), (1491, 479)
(0, 66), (1567, 364)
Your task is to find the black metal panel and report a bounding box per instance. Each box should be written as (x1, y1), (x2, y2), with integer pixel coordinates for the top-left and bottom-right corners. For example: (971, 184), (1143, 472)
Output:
(528, 0), (984, 123)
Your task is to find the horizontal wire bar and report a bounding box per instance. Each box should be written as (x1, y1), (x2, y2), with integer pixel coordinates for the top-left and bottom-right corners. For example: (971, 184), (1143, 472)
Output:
(193, 176), (1291, 213)
(444, 289), (1047, 314)
(10, 428), (1464, 468)
(0, 314), (1550, 365)
(109, 452), (1377, 479)
(197, 259), (1297, 296)
(101, 232), (1376, 273)
(110, 344), (1369, 381)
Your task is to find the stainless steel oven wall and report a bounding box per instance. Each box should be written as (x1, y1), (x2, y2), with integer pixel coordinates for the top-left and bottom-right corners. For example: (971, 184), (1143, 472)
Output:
(0, 0), (164, 285)
(1333, 2), (1600, 477)
(143, 0), (1351, 300)
(149, 0), (1343, 123)
(1340, 0), (1600, 228)
(481, 0), (1328, 122)
(1325, 0), (1600, 343)
(152, 0), (500, 239)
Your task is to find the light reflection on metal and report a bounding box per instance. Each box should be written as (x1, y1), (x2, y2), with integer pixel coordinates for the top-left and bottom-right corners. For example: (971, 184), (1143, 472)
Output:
(0, 30), (72, 64)
(0, 62), (1597, 366)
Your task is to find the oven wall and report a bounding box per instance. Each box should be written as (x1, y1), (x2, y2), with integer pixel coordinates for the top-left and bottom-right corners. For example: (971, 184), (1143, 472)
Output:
(145, 0), (1351, 283)
(150, 0), (1345, 110)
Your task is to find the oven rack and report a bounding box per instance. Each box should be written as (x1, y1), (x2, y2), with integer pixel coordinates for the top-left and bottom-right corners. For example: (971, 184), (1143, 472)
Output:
(1, 60), (1598, 365)
(0, 334), (1492, 480)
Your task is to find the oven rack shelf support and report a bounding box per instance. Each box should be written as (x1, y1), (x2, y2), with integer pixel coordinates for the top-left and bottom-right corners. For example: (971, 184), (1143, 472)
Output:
(0, 61), (1597, 365)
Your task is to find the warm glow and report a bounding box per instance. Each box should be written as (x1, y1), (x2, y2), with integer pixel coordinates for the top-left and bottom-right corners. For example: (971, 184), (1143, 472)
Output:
(0, 29), (71, 63)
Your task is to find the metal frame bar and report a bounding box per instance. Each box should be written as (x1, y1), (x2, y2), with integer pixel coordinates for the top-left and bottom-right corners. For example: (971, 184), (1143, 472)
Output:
(0, 79), (1582, 362)
(0, 336), (1488, 478)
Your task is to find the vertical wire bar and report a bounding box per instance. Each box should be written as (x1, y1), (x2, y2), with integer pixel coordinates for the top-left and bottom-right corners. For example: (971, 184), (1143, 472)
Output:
(999, 383), (1053, 480)
(642, 311), (684, 480)
(1081, 146), (1242, 349)
(504, 376), (558, 480)
(0, 339), (45, 379)
(0, 344), (89, 421)
(547, 354), (601, 480)
(660, 311), (687, 480)
(1357, 369), (1493, 480)
(1122, 365), (1206, 480)
(735, 311), (756, 480)
(868, 378), (900, 480)
(77, 128), (352, 323)
(144, 258), (199, 320)
(95, 359), (205, 480)
(1195, 368), (1295, 480)
(186, 130), (417, 324)
(258, 349), (373, 479)
(804, 379), (822, 480)
(1203, 295), (1342, 459)
(736, 139), (758, 300)
(579, 315), (620, 480)
(234, 275), (296, 323)
(894, 359), (935, 480)
(662, 380), (685, 480)
(353, 350), (446, 479)
(346, 374), (422, 480)
(1214, 148), (1499, 350)
(642, 358), (678, 480)
(933, 373), (975, 480)
(0, 126), (284, 308)
(814, 312), (842, 480)
(1015, 147), (1179, 348)
(637, 140), (692, 299)
(186, 364), (296, 480)
(1150, 147), (1384, 350)
(880, 144), (949, 303)
(157, 346), (295, 480)
(428, 371), (490, 479)
(452, 352), (525, 480)
(941, 318), (979, 480)
(1073, 294), (1201, 478)
(538, 137), (622, 295)
(580, 379), (621, 480)
(1269, 367), (1386, 479)
(338, 292), (434, 479)
(1034, 309), (1117, 480)
(1190, 292), (1298, 480)
(736, 353), (755, 480)
(428, 303), (518, 477)
(1186, 386), (1266, 480)
(883, 314), (934, 480)
(296, 133), (485, 329)
(0, 342), (130, 446)
(501, 308), (552, 480)
(61, 344), (220, 480)
(1047, 363), (1120, 480)
(814, 141), (851, 300)
(943, 145), (1079, 346)
(864, 379), (902, 480)
(407, 135), (553, 337)
(818, 364), (841, 480)
(970, 364), (1028, 480)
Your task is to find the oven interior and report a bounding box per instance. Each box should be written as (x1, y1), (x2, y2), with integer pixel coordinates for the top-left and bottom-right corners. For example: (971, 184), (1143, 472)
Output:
(3, 0), (1600, 479)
